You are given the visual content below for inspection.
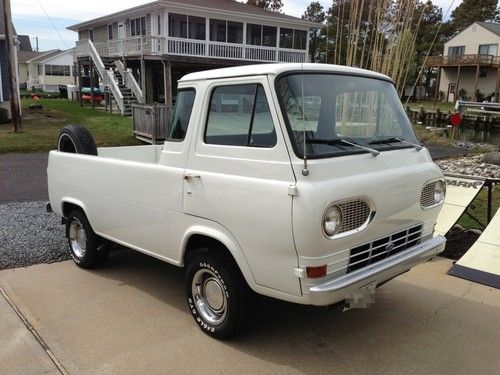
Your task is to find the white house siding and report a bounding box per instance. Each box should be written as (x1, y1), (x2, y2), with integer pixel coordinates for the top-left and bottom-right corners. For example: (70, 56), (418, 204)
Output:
(30, 51), (75, 92)
(444, 23), (500, 56)
(440, 66), (498, 101)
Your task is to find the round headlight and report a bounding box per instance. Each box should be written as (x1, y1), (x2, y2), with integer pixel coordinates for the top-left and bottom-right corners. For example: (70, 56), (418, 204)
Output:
(324, 205), (343, 237)
(434, 180), (445, 203)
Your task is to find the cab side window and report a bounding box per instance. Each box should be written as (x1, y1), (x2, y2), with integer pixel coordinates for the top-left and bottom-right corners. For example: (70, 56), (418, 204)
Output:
(205, 84), (277, 147)
(168, 89), (196, 141)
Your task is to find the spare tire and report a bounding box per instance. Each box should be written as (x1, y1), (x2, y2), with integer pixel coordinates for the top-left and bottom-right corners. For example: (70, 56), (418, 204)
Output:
(57, 124), (97, 155)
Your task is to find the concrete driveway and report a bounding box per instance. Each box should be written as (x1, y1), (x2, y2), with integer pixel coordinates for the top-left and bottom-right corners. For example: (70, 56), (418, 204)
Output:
(1, 251), (499, 374)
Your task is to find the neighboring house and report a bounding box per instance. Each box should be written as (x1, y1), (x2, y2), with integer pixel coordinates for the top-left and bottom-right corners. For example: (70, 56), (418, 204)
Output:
(18, 50), (39, 89)
(0, 0), (20, 119)
(68, 0), (320, 115)
(25, 49), (75, 92)
(426, 22), (500, 102)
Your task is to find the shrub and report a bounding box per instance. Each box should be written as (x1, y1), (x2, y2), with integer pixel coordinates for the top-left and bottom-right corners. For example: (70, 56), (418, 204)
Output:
(0, 108), (9, 124)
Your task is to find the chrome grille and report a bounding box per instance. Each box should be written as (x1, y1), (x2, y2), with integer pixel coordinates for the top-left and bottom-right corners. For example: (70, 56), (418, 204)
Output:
(420, 182), (436, 208)
(347, 224), (423, 274)
(337, 200), (371, 235)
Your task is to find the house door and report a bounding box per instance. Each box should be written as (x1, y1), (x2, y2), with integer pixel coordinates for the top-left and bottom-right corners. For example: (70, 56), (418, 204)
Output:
(117, 22), (126, 39)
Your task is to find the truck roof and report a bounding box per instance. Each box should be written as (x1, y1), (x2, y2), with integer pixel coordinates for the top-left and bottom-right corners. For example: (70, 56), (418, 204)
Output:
(179, 63), (392, 83)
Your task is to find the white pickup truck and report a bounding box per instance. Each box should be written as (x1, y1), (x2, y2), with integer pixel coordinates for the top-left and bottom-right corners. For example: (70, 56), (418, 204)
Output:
(47, 63), (446, 338)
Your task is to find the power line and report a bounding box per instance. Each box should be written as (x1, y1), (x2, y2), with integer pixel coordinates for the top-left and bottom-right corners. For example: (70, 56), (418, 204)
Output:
(37, 0), (69, 50)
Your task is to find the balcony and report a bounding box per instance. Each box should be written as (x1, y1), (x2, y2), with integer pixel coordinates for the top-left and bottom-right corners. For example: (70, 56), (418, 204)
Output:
(425, 54), (500, 67)
(76, 36), (308, 63)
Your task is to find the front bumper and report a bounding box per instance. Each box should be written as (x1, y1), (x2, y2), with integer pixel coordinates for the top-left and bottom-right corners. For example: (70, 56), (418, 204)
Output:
(308, 235), (446, 306)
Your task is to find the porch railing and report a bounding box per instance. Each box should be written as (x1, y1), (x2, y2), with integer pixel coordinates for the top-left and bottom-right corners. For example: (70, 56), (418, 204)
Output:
(425, 54), (500, 67)
(76, 36), (308, 63)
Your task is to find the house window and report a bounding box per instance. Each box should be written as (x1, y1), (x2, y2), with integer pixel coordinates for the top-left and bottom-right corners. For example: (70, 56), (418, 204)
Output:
(294, 30), (307, 50)
(210, 19), (243, 44)
(479, 44), (498, 56)
(169, 13), (187, 38)
(280, 28), (293, 49)
(45, 65), (71, 76)
(205, 84), (276, 148)
(210, 19), (226, 42)
(108, 25), (113, 40)
(246, 24), (277, 47)
(188, 16), (206, 40)
(448, 46), (465, 56)
(263, 26), (277, 47)
(227, 22), (243, 43)
(169, 14), (206, 40)
(157, 14), (161, 35)
(89, 29), (94, 42)
(130, 17), (147, 37)
(280, 28), (307, 50)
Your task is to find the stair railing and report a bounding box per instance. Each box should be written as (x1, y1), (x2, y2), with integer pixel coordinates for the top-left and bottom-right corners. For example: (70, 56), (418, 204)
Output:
(87, 40), (124, 115)
(114, 60), (145, 104)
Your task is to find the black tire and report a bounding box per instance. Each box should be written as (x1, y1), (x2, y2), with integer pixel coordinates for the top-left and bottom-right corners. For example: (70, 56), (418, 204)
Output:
(66, 209), (108, 269)
(57, 124), (97, 155)
(186, 254), (249, 339)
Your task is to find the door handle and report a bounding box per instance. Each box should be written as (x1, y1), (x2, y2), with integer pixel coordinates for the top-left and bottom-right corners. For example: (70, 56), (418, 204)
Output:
(184, 174), (201, 181)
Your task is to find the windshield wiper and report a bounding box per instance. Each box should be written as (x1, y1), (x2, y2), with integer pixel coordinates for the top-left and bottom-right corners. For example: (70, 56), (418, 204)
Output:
(369, 137), (423, 151)
(307, 137), (380, 157)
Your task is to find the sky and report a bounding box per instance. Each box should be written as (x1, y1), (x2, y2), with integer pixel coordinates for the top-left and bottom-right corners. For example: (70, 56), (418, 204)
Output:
(12, 0), (462, 51)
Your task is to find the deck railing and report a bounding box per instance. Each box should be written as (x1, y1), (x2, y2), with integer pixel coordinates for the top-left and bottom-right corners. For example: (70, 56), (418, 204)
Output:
(76, 36), (308, 63)
(425, 54), (500, 67)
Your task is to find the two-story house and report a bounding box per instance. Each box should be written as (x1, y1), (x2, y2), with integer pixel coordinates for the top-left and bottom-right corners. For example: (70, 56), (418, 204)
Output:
(68, 0), (321, 115)
(426, 22), (500, 103)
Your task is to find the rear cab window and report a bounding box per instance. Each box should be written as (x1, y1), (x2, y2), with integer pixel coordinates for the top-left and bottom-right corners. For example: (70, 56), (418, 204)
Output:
(168, 89), (196, 142)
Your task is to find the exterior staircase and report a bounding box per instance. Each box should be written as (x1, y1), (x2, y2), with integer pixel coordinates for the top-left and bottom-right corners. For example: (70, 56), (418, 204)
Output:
(101, 57), (139, 116)
(83, 40), (144, 116)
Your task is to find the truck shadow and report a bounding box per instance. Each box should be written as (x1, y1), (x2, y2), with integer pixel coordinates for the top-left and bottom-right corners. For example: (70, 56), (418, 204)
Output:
(90, 247), (499, 374)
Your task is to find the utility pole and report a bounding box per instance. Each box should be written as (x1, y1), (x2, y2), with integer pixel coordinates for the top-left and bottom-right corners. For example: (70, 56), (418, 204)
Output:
(2, 0), (21, 131)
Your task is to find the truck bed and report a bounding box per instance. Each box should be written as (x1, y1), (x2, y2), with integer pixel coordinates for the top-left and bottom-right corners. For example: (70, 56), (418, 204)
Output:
(97, 145), (164, 164)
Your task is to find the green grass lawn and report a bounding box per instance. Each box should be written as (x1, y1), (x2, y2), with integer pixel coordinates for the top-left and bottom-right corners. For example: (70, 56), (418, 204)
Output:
(406, 99), (456, 112)
(457, 186), (500, 230)
(0, 99), (141, 154)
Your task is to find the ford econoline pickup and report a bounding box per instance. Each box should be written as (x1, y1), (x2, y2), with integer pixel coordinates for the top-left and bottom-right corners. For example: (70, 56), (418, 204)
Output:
(47, 63), (446, 338)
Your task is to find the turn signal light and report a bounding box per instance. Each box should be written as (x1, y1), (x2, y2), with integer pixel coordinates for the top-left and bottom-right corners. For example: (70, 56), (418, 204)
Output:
(306, 265), (327, 278)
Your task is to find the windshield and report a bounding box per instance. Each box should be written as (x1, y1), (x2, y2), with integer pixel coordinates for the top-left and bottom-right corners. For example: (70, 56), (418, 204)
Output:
(276, 73), (419, 158)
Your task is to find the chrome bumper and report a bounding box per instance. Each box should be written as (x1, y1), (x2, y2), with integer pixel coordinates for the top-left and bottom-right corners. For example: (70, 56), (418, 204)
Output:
(308, 235), (446, 306)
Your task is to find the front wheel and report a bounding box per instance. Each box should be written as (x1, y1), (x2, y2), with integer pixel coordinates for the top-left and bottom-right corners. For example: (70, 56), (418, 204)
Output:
(186, 254), (248, 339)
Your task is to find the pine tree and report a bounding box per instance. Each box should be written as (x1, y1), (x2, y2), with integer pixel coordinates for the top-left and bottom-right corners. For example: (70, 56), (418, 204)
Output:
(302, 2), (326, 63)
(449, 0), (500, 34)
(246, 0), (283, 12)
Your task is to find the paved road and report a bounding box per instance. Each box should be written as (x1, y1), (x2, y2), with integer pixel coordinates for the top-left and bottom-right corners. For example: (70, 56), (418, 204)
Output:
(0, 153), (48, 203)
(0, 255), (498, 374)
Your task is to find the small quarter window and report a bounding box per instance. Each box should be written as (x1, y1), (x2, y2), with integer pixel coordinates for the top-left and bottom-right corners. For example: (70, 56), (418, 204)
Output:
(205, 84), (276, 148)
(168, 89), (196, 141)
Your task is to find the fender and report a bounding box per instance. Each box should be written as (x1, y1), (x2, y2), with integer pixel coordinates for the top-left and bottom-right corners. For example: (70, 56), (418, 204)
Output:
(60, 197), (88, 218)
(179, 223), (257, 290)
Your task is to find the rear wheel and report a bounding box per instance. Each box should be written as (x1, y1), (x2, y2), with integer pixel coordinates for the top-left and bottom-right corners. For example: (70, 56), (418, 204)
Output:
(186, 254), (249, 339)
(66, 209), (108, 269)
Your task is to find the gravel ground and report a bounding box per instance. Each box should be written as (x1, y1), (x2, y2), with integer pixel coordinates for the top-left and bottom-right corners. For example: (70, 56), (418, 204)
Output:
(0, 201), (69, 270)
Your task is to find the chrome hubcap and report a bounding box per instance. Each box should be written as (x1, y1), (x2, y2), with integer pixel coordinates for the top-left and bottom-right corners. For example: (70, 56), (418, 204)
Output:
(69, 219), (87, 258)
(192, 269), (227, 325)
